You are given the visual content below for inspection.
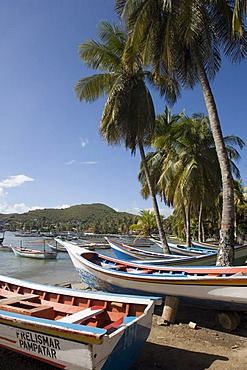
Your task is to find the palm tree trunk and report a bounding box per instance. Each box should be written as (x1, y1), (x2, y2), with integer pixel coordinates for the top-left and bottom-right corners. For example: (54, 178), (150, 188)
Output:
(194, 46), (235, 266)
(181, 204), (187, 240)
(185, 202), (192, 247)
(198, 203), (203, 243)
(139, 142), (170, 253)
(202, 221), (205, 243)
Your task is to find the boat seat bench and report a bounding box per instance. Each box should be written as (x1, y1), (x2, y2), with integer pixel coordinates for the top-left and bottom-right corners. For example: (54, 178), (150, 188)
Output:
(0, 295), (55, 320)
(58, 306), (105, 324)
(0, 293), (40, 305)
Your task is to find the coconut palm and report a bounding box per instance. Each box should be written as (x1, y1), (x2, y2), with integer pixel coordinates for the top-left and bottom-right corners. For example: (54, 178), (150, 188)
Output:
(233, 0), (247, 34)
(116, 0), (247, 265)
(130, 209), (159, 237)
(138, 109), (244, 248)
(233, 179), (246, 235)
(74, 21), (179, 252)
(145, 112), (222, 246)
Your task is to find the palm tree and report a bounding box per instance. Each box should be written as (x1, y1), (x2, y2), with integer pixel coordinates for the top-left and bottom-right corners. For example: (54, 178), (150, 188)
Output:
(233, 0), (247, 34)
(139, 108), (244, 248)
(116, 0), (247, 265)
(74, 21), (179, 252)
(233, 179), (246, 235)
(140, 111), (222, 246)
(130, 209), (159, 237)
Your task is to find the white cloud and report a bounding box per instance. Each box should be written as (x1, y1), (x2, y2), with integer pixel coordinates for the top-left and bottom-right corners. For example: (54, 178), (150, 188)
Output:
(0, 203), (33, 214)
(53, 204), (70, 209)
(82, 161), (99, 165)
(0, 175), (34, 188)
(80, 138), (89, 148)
(65, 159), (76, 165)
(65, 160), (99, 166)
(0, 175), (34, 214)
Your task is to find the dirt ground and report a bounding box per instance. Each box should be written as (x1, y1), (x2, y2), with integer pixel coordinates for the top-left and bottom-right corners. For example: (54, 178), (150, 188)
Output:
(1, 304), (247, 369)
(131, 304), (247, 370)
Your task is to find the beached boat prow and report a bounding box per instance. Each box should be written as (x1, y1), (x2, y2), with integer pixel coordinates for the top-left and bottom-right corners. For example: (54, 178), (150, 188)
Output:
(0, 275), (160, 370)
(63, 242), (247, 312)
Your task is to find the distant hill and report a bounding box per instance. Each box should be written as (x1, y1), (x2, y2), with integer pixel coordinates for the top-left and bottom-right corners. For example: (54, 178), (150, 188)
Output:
(0, 203), (137, 232)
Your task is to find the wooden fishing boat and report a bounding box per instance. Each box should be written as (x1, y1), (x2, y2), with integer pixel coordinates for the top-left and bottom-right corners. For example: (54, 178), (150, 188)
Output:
(11, 246), (58, 260)
(0, 245), (12, 252)
(151, 238), (218, 256)
(0, 230), (5, 245)
(63, 242), (247, 311)
(118, 236), (153, 247)
(0, 275), (160, 369)
(47, 241), (68, 252)
(55, 237), (110, 251)
(192, 240), (223, 249)
(152, 239), (247, 265)
(105, 238), (218, 266)
(153, 238), (247, 261)
(106, 238), (215, 262)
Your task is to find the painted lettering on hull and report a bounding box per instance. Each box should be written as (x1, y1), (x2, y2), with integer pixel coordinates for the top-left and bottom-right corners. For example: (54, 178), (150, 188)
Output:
(16, 330), (61, 359)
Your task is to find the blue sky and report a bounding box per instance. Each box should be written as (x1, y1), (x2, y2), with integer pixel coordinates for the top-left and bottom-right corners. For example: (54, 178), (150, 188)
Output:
(0, 0), (246, 217)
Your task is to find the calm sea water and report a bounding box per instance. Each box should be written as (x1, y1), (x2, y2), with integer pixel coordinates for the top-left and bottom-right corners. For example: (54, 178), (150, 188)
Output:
(0, 231), (82, 285)
(0, 232), (166, 286)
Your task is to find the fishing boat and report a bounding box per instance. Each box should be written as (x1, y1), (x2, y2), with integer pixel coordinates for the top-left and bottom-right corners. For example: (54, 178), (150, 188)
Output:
(192, 240), (222, 249)
(11, 246), (58, 260)
(106, 237), (215, 262)
(118, 236), (153, 247)
(151, 238), (219, 256)
(0, 275), (160, 370)
(63, 242), (247, 311)
(47, 241), (68, 252)
(0, 245), (12, 252)
(0, 230), (5, 245)
(151, 238), (247, 265)
(55, 237), (110, 251)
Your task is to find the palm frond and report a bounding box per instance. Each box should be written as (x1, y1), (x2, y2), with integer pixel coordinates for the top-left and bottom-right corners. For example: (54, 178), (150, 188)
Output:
(75, 73), (117, 102)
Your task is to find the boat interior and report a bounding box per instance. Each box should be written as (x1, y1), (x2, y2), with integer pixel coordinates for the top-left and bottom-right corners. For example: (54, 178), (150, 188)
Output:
(82, 251), (246, 278)
(0, 280), (144, 332)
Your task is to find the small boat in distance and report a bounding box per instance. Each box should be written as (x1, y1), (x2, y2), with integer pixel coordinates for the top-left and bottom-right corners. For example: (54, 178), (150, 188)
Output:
(63, 242), (247, 311)
(0, 274), (160, 370)
(0, 245), (12, 252)
(11, 246), (58, 259)
(0, 230), (5, 245)
(47, 241), (67, 252)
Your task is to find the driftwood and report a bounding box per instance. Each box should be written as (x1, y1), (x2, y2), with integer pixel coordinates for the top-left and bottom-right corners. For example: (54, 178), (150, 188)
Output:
(216, 311), (241, 332)
(157, 296), (180, 325)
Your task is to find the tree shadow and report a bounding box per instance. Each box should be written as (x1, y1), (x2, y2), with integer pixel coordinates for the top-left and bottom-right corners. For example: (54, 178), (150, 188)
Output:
(154, 303), (247, 337)
(131, 342), (229, 370)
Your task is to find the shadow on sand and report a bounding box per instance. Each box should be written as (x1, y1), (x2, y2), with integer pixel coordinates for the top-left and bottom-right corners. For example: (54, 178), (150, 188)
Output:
(155, 303), (247, 338)
(131, 341), (229, 370)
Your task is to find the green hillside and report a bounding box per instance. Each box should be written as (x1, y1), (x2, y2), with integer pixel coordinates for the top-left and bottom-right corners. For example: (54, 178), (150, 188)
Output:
(0, 203), (137, 234)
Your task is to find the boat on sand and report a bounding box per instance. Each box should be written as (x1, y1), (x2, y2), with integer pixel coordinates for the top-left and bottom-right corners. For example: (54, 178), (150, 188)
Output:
(0, 274), (160, 370)
(63, 242), (247, 311)
(105, 237), (215, 262)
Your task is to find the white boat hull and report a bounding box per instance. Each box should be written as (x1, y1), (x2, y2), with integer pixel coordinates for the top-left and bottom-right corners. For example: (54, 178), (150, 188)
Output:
(64, 244), (247, 311)
(0, 275), (158, 369)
